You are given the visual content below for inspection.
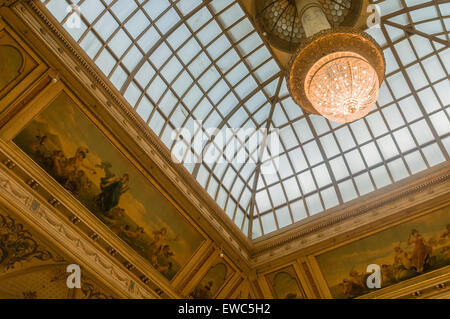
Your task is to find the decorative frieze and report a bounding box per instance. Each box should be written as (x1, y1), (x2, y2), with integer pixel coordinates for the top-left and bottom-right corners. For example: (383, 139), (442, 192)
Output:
(0, 166), (156, 298)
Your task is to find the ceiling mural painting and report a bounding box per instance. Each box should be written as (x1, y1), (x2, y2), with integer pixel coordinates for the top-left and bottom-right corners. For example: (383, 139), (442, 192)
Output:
(189, 262), (230, 299)
(264, 265), (306, 299)
(13, 89), (205, 281)
(316, 205), (450, 299)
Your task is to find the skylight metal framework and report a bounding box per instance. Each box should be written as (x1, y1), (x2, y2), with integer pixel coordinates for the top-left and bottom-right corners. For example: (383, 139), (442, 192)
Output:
(41, 0), (449, 239)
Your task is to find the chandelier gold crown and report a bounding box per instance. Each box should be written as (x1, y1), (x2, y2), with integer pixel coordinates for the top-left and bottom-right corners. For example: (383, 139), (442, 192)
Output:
(256, 0), (386, 123)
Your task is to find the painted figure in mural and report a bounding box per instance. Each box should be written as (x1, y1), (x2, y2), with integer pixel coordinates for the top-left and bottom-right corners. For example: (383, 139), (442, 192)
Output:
(64, 170), (86, 195)
(104, 207), (124, 221)
(97, 174), (130, 212)
(340, 268), (370, 297)
(153, 245), (175, 276)
(390, 246), (417, 282)
(148, 227), (169, 264)
(30, 130), (49, 163)
(95, 161), (129, 212)
(146, 227), (178, 276)
(408, 229), (432, 273)
(119, 225), (145, 240)
(190, 281), (214, 299)
(349, 269), (367, 288)
(50, 150), (66, 180)
(393, 246), (413, 270)
(340, 278), (364, 298)
(64, 147), (96, 176)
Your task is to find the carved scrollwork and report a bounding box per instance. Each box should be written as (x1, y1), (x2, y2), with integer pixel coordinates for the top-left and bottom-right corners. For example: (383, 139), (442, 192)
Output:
(81, 282), (114, 299)
(0, 213), (53, 270)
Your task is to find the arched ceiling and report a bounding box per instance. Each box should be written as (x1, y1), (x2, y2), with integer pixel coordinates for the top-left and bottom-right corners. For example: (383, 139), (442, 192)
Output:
(41, 0), (449, 239)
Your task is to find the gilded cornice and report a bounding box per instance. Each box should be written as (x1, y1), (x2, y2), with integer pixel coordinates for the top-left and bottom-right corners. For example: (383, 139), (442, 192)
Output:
(0, 0), (24, 8)
(357, 266), (450, 299)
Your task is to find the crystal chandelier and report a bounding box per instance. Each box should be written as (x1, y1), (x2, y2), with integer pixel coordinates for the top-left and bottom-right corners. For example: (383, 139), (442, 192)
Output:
(305, 52), (380, 123)
(281, 0), (386, 123)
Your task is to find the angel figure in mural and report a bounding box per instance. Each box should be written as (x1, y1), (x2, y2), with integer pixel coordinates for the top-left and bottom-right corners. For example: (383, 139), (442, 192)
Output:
(407, 229), (433, 273)
(29, 129), (50, 162)
(64, 147), (97, 176)
(119, 225), (145, 240)
(147, 227), (178, 268)
(151, 245), (175, 277)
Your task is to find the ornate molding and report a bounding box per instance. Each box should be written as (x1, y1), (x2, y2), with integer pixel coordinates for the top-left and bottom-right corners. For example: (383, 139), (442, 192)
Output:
(358, 266), (450, 299)
(81, 281), (115, 299)
(0, 212), (53, 270)
(0, 166), (156, 299)
(301, 262), (321, 299)
(0, 0), (24, 8)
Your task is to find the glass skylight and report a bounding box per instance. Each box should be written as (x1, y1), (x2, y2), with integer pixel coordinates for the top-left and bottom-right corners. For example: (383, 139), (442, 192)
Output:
(41, 0), (449, 239)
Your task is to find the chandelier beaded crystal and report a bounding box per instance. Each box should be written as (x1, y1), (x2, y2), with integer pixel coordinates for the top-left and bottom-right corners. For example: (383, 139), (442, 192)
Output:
(284, 0), (385, 123)
(305, 52), (380, 123)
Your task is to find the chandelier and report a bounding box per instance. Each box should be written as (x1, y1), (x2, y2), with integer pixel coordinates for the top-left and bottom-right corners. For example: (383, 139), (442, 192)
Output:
(305, 52), (380, 123)
(255, 0), (385, 123)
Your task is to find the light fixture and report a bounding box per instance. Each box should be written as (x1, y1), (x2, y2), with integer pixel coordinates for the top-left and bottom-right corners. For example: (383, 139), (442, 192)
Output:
(256, 0), (385, 123)
(289, 0), (385, 123)
(304, 51), (380, 123)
